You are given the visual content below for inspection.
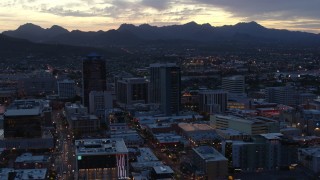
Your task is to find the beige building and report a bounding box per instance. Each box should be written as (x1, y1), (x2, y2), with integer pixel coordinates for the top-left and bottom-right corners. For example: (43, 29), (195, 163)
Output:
(210, 114), (279, 135)
(192, 146), (228, 179)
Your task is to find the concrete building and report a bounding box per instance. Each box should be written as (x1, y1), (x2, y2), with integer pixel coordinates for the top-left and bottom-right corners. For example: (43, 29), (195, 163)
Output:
(64, 102), (100, 136)
(110, 130), (144, 147)
(116, 77), (149, 106)
(298, 147), (320, 173)
(82, 53), (107, 108)
(192, 146), (228, 179)
(178, 123), (220, 146)
(216, 128), (250, 140)
(222, 75), (245, 96)
(3, 99), (44, 138)
(299, 93), (316, 105)
(265, 86), (297, 106)
(88, 91), (113, 114)
(301, 110), (320, 136)
(17, 70), (57, 97)
(0, 168), (48, 180)
(14, 153), (49, 169)
(57, 79), (76, 99)
(222, 140), (266, 171)
(151, 165), (174, 179)
(210, 114), (280, 135)
(1, 99), (54, 150)
(256, 133), (283, 170)
(75, 138), (129, 179)
(198, 90), (228, 114)
(149, 63), (181, 116)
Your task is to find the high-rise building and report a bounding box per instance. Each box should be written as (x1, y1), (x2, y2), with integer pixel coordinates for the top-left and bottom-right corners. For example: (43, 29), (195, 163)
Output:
(116, 78), (149, 106)
(222, 75), (245, 96)
(199, 90), (228, 114)
(57, 79), (76, 99)
(75, 138), (129, 179)
(82, 53), (107, 108)
(150, 63), (181, 115)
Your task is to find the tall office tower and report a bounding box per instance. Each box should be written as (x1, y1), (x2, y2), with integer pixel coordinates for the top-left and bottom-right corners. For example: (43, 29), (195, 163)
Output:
(116, 78), (149, 106)
(150, 63), (181, 115)
(265, 86), (297, 106)
(57, 79), (76, 99)
(199, 90), (228, 114)
(82, 53), (107, 108)
(222, 75), (245, 97)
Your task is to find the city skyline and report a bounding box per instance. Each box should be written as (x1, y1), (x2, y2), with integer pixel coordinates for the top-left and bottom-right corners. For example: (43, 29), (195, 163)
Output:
(1, 0), (319, 33)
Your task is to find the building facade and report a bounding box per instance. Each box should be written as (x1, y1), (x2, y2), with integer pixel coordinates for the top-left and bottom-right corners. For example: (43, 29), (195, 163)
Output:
(150, 63), (181, 116)
(82, 54), (107, 108)
(199, 90), (228, 114)
(75, 138), (129, 179)
(116, 78), (149, 106)
(57, 79), (76, 99)
(222, 75), (245, 96)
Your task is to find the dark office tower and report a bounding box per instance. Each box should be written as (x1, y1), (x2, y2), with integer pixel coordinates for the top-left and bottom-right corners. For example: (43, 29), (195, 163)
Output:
(150, 63), (181, 115)
(82, 53), (107, 107)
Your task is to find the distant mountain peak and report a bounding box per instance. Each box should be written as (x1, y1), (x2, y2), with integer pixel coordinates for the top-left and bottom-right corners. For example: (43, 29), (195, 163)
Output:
(184, 21), (199, 26)
(118, 23), (137, 31)
(49, 25), (69, 33)
(235, 21), (265, 29)
(139, 24), (153, 28)
(17, 23), (43, 31)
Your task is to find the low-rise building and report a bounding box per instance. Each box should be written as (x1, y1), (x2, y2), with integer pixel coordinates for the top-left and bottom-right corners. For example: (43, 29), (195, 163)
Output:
(75, 138), (129, 179)
(14, 153), (49, 169)
(298, 147), (320, 173)
(0, 168), (48, 180)
(210, 114), (280, 135)
(192, 146), (228, 179)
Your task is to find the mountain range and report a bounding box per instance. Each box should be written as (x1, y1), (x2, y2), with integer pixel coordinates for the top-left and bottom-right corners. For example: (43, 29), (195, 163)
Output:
(3, 21), (320, 48)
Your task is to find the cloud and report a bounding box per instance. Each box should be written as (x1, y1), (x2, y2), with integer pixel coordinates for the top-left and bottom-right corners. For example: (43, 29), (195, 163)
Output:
(41, 6), (99, 17)
(141, 0), (169, 10)
(194, 0), (320, 20)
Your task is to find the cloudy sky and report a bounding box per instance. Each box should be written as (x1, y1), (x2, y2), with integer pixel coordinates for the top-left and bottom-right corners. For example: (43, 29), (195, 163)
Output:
(1, 0), (319, 33)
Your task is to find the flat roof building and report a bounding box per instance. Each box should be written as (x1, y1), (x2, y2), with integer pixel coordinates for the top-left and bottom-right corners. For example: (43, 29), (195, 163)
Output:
(192, 146), (228, 179)
(211, 114), (280, 135)
(75, 138), (129, 179)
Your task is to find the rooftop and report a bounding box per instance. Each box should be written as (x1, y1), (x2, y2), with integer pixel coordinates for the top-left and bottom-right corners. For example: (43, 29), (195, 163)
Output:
(154, 133), (183, 143)
(0, 168), (47, 180)
(150, 63), (177, 68)
(153, 165), (174, 175)
(70, 114), (98, 121)
(75, 138), (128, 155)
(260, 133), (283, 140)
(299, 147), (320, 157)
(178, 123), (213, 132)
(216, 128), (248, 136)
(193, 146), (227, 162)
(130, 161), (163, 171)
(137, 148), (158, 162)
(5, 100), (43, 116)
(15, 153), (48, 163)
(65, 102), (85, 109)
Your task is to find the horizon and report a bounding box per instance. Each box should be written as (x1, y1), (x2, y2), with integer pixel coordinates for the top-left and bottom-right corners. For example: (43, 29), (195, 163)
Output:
(2, 21), (319, 35)
(0, 0), (319, 33)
